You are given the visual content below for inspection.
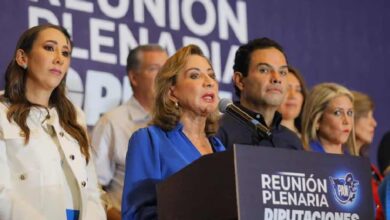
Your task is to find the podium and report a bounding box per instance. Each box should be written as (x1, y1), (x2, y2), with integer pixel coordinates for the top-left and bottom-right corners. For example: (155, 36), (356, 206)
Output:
(157, 145), (374, 220)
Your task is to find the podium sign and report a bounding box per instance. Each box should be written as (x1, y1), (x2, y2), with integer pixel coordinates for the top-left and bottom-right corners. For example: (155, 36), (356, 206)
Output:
(157, 145), (374, 220)
(235, 145), (373, 220)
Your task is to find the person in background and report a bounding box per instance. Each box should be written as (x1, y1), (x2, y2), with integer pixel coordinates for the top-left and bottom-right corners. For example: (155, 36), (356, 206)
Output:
(378, 131), (390, 176)
(217, 38), (302, 151)
(353, 91), (378, 156)
(0, 24), (105, 220)
(121, 44), (225, 220)
(379, 174), (390, 220)
(301, 83), (355, 154)
(91, 45), (168, 220)
(278, 66), (308, 137)
(352, 90), (384, 220)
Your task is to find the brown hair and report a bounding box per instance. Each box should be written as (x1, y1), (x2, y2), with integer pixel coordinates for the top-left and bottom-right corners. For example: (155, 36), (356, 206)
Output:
(1, 24), (90, 163)
(352, 90), (375, 156)
(352, 91), (374, 119)
(301, 83), (356, 154)
(287, 66), (308, 132)
(150, 44), (219, 136)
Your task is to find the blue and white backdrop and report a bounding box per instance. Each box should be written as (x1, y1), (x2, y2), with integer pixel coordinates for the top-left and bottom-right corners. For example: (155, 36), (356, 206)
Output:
(1, 0), (389, 163)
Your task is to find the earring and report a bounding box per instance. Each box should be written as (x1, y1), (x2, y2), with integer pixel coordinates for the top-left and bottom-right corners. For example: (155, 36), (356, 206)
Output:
(21, 64), (27, 70)
(175, 102), (179, 109)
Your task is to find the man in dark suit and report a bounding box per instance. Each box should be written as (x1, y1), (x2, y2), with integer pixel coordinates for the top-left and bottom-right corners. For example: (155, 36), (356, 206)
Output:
(217, 38), (303, 150)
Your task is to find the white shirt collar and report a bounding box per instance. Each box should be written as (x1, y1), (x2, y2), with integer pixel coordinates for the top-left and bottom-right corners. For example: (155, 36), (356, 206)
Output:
(127, 96), (150, 122)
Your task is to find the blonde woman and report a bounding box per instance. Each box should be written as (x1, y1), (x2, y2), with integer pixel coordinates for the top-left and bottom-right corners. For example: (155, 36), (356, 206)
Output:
(301, 83), (355, 154)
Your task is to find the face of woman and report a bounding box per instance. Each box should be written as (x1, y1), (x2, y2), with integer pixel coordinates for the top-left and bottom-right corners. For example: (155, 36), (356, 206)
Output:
(278, 73), (304, 120)
(170, 55), (219, 117)
(317, 95), (353, 146)
(355, 110), (377, 145)
(24, 28), (71, 93)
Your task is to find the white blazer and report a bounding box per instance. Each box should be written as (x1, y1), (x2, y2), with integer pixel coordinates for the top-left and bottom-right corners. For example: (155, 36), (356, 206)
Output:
(0, 102), (106, 220)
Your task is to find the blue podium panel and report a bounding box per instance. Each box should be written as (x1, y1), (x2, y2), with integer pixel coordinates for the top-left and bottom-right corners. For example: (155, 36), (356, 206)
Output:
(234, 144), (374, 220)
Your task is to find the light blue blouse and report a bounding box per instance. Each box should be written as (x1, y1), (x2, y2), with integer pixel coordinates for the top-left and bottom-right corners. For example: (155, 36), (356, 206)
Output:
(121, 123), (225, 220)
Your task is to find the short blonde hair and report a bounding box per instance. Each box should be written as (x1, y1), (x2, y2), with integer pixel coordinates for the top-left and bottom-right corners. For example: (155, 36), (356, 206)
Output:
(150, 44), (219, 136)
(301, 83), (356, 154)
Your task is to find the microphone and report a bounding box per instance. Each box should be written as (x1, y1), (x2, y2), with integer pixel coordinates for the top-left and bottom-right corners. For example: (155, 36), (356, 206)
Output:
(218, 98), (272, 139)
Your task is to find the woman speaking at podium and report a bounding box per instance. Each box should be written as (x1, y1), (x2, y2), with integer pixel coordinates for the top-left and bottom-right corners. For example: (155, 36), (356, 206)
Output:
(121, 44), (225, 220)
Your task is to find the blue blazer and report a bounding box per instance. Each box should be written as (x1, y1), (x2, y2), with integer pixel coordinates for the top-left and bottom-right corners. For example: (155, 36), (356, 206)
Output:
(121, 123), (225, 220)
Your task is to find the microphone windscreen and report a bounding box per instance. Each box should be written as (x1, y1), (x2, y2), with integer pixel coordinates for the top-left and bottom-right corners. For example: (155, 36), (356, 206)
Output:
(218, 98), (233, 113)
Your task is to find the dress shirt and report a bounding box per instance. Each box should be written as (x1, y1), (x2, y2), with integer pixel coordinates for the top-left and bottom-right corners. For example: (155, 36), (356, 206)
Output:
(92, 96), (150, 210)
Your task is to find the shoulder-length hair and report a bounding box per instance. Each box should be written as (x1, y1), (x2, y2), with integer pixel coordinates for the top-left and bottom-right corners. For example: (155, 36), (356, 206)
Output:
(301, 83), (356, 154)
(1, 24), (90, 162)
(150, 44), (219, 136)
(352, 90), (374, 119)
(287, 66), (308, 132)
(352, 90), (375, 156)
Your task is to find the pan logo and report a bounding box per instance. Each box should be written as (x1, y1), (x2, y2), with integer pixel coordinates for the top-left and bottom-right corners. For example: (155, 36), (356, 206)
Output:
(329, 173), (359, 205)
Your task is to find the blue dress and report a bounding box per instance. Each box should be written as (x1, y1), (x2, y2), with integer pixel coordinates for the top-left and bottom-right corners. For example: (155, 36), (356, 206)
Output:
(121, 123), (225, 220)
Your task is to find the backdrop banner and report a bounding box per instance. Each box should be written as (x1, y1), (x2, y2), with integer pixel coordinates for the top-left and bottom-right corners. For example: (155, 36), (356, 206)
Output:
(0, 0), (389, 161)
